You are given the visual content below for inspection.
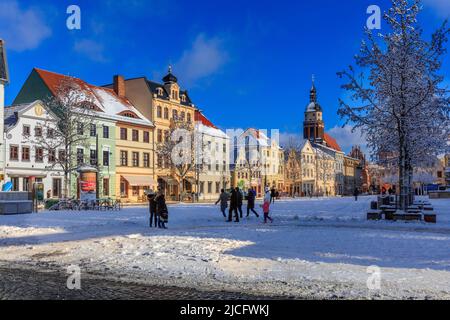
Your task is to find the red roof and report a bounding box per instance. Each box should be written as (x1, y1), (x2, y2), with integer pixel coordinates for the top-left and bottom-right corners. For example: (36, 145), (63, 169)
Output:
(324, 133), (342, 152)
(34, 68), (134, 110)
(195, 110), (217, 128)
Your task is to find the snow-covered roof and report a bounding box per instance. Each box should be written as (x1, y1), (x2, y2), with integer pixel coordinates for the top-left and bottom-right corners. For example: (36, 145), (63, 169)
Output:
(195, 123), (229, 139)
(34, 68), (153, 127)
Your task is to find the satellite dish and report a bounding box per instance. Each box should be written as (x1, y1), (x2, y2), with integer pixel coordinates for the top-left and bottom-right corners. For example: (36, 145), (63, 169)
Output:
(0, 39), (10, 85)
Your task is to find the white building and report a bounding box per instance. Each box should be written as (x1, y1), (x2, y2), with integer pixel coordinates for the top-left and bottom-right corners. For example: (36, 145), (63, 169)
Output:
(194, 111), (230, 201)
(3, 101), (65, 197)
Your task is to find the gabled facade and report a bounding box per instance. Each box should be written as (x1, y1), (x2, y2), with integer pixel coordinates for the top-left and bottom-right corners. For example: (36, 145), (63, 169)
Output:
(4, 101), (64, 197)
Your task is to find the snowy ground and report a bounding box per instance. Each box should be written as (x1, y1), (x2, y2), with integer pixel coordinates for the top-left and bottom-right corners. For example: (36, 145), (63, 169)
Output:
(1, 196), (450, 299)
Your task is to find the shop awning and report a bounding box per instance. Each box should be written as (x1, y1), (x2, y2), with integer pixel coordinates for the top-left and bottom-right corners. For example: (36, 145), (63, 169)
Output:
(122, 175), (155, 186)
(6, 170), (47, 178)
(158, 176), (178, 185)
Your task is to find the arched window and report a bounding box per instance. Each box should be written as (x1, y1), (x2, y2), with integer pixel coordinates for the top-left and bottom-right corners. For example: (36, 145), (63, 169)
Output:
(180, 111), (185, 120)
(157, 106), (162, 118)
(157, 88), (163, 96)
(187, 113), (191, 122)
(172, 109), (178, 120)
(164, 107), (169, 119)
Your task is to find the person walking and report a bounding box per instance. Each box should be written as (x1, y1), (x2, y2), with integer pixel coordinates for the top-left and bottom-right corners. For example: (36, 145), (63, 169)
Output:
(147, 190), (158, 228)
(155, 190), (168, 229)
(236, 187), (243, 219)
(262, 189), (273, 223)
(215, 189), (229, 219)
(270, 187), (276, 204)
(246, 187), (259, 218)
(353, 187), (359, 201)
(228, 188), (239, 222)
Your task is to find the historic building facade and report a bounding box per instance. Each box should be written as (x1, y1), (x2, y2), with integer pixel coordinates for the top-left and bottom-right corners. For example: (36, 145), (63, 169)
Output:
(107, 68), (197, 199)
(195, 110), (230, 201)
(4, 101), (65, 197)
(13, 68), (155, 202)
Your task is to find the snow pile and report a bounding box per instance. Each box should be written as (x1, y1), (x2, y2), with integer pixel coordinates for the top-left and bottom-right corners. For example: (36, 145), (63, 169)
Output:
(0, 196), (450, 299)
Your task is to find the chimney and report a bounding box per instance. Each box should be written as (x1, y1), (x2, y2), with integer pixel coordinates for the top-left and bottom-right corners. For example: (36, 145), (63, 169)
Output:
(113, 75), (125, 98)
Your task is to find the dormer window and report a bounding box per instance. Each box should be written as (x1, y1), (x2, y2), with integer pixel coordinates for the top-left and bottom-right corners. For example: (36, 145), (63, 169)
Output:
(171, 90), (178, 100)
(157, 88), (163, 96)
(181, 94), (186, 102)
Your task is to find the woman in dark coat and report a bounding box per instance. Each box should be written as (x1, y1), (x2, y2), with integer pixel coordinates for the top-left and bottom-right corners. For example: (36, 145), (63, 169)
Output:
(147, 191), (158, 228)
(246, 188), (259, 218)
(155, 192), (168, 229)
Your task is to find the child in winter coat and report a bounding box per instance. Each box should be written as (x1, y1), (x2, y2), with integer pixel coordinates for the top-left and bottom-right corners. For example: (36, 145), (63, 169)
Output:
(262, 190), (273, 223)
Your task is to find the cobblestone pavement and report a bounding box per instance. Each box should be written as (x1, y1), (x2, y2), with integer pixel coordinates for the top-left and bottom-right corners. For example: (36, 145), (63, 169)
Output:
(0, 267), (292, 300)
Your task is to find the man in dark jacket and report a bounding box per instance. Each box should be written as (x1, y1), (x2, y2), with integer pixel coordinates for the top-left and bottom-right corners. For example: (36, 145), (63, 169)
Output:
(236, 187), (243, 218)
(228, 188), (239, 222)
(246, 188), (259, 218)
(155, 191), (168, 229)
(270, 187), (276, 204)
(147, 191), (158, 227)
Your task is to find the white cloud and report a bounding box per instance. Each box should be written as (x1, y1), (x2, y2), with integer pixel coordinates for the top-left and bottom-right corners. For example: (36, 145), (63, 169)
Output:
(328, 125), (368, 155)
(0, 0), (51, 51)
(74, 39), (107, 63)
(422, 0), (450, 17)
(174, 33), (229, 86)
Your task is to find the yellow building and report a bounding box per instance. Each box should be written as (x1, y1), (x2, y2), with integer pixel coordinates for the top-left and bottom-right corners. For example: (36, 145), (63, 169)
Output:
(106, 68), (196, 200)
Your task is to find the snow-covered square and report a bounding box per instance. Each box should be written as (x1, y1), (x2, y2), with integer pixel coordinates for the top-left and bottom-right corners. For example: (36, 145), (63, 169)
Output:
(1, 196), (449, 299)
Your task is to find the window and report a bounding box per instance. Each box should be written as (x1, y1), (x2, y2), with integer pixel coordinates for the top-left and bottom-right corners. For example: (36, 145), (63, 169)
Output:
(52, 178), (62, 198)
(120, 151), (128, 166)
(132, 129), (139, 142)
(90, 124), (97, 137)
(77, 148), (84, 165)
(90, 149), (97, 166)
(187, 113), (191, 122)
(181, 94), (186, 102)
(216, 161), (219, 171)
(12, 177), (19, 191)
(164, 130), (170, 142)
(103, 150), (110, 166)
(143, 131), (150, 143)
(35, 127), (42, 137)
(35, 148), (44, 162)
(10, 145), (19, 160)
(23, 178), (30, 192)
(21, 146), (30, 161)
(77, 122), (84, 135)
(143, 153), (150, 168)
(23, 125), (30, 136)
(172, 109), (178, 120)
(58, 150), (66, 162)
(208, 182), (212, 194)
(132, 186), (139, 196)
(157, 154), (163, 168)
(120, 128), (127, 140)
(157, 106), (162, 118)
(157, 129), (162, 143)
(132, 152), (139, 167)
(103, 125), (109, 138)
(223, 143), (226, 153)
(164, 107), (169, 119)
(157, 88), (163, 96)
(180, 111), (185, 121)
(103, 178), (109, 196)
(47, 128), (54, 138)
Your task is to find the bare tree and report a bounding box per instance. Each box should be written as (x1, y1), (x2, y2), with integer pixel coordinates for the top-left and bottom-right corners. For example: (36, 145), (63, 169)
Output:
(28, 77), (97, 198)
(337, 0), (450, 209)
(156, 119), (198, 201)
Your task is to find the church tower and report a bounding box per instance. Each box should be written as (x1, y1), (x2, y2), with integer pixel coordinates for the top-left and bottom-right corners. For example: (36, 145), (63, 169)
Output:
(303, 76), (324, 143)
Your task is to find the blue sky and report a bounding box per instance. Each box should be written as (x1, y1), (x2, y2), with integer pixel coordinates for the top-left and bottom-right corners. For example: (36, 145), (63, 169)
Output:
(1, 0), (449, 153)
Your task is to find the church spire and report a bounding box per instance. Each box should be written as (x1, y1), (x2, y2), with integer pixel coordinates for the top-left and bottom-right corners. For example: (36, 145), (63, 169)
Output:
(310, 74), (317, 103)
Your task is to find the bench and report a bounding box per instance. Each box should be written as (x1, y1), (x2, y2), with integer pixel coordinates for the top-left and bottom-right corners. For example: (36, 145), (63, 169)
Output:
(393, 213), (422, 221)
(0, 200), (33, 215)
